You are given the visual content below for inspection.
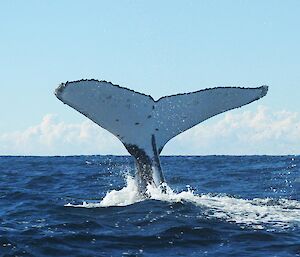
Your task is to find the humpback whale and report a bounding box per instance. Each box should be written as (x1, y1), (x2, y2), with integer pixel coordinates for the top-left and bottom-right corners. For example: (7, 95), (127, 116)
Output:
(55, 80), (268, 194)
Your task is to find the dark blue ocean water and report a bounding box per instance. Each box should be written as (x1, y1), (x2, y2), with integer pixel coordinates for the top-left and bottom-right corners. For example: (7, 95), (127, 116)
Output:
(1, 156), (299, 257)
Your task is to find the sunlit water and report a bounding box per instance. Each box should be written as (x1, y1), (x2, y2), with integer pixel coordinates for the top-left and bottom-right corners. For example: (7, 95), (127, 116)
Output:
(1, 156), (299, 256)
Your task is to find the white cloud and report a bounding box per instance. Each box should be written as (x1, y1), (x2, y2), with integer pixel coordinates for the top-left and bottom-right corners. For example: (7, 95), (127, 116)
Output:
(0, 114), (125, 156)
(164, 106), (300, 155)
(0, 106), (299, 156)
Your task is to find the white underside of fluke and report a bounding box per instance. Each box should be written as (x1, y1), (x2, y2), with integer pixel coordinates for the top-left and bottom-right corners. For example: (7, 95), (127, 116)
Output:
(55, 80), (268, 157)
(55, 80), (268, 192)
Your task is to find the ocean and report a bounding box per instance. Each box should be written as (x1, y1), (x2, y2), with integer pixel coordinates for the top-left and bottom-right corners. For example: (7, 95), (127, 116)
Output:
(1, 155), (299, 257)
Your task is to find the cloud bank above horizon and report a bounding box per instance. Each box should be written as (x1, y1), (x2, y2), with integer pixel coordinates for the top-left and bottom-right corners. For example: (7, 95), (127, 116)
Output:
(1, 106), (299, 156)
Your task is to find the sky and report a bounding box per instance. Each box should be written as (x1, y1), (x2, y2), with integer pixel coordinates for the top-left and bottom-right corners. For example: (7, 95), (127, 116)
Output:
(0, 0), (300, 156)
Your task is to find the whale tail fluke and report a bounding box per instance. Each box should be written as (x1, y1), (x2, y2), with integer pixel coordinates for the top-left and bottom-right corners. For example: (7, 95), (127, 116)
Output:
(55, 80), (268, 192)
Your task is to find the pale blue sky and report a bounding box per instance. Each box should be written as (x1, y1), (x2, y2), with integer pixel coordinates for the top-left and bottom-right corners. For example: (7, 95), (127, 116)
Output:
(0, 1), (300, 155)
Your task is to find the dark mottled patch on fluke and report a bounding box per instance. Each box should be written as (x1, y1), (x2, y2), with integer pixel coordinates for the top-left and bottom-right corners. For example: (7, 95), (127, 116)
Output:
(124, 144), (151, 165)
(124, 143), (157, 194)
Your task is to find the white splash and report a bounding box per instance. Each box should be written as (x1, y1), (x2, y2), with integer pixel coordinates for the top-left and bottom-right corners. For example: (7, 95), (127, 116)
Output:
(65, 175), (300, 229)
(100, 175), (144, 206)
(65, 175), (143, 208)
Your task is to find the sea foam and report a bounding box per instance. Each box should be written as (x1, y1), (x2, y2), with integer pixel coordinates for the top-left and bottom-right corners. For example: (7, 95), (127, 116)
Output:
(65, 174), (300, 230)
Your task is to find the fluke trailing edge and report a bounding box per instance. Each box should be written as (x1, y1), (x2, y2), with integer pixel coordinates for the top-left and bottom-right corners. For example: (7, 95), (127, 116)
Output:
(55, 80), (268, 193)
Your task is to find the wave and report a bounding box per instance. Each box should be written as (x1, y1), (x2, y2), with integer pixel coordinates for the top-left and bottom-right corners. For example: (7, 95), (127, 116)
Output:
(65, 175), (300, 230)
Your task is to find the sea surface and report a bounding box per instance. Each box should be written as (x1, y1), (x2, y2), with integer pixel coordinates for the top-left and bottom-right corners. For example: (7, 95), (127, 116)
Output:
(0, 155), (299, 257)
